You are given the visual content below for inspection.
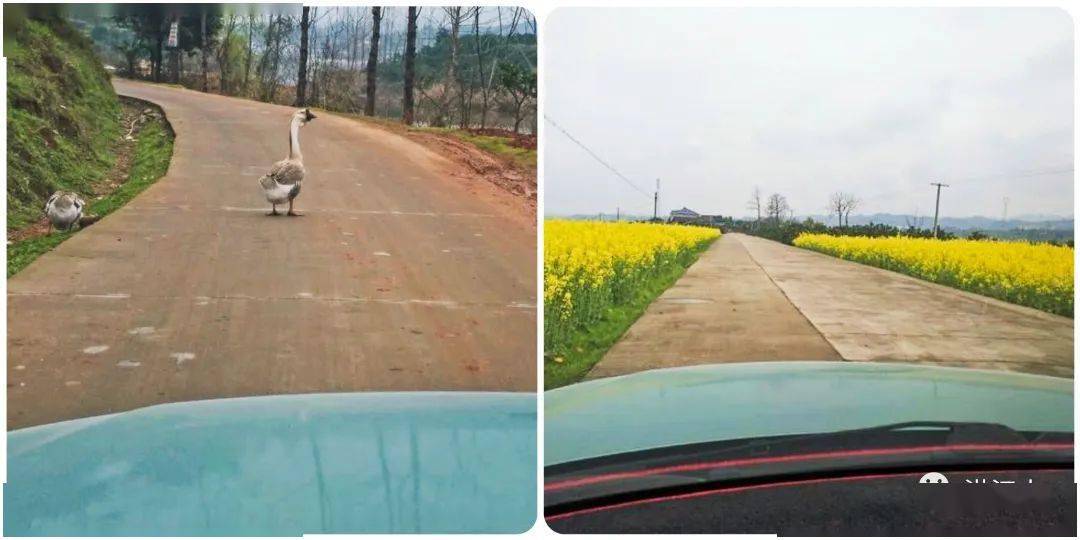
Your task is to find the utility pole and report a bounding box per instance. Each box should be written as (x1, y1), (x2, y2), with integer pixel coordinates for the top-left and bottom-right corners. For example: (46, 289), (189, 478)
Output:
(1001, 197), (1009, 226)
(616, 207), (620, 221)
(653, 178), (660, 222)
(930, 182), (949, 238)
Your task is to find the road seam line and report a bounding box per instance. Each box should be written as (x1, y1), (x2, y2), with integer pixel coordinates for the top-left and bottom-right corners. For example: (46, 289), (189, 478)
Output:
(735, 235), (844, 359)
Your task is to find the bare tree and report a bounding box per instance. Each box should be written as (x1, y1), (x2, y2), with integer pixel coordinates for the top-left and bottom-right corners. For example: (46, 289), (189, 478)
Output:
(842, 193), (860, 227)
(402, 6), (419, 125)
(766, 193), (791, 223)
(364, 7), (382, 116)
(905, 206), (924, 229)
(477, 7), (522, 130)
(444, 7), (464, 126)
(828, 192), (846, 227)
(256, 14), (291, 102)
(456, 7), (479, 127)
(242, 14), (254, 94)
(214, 14), (238, 94)
(746, 186), (763, 222)
(108, 6), (534, 131)
(295, 6), (310, 106)
(309, 7), (343, 108)
(497, 62), (533, 133)
(473, 8), (487, 128)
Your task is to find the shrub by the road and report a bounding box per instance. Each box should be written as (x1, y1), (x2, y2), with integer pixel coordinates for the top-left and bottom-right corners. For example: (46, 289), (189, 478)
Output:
(727, 220), (951, 245)
(544, 220), (720, 387)
(793, 233), (1074, 317)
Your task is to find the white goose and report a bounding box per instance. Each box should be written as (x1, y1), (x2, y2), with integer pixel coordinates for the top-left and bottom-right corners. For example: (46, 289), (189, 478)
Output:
(44, 191), (85, 233)
(259, 108), (316, 216)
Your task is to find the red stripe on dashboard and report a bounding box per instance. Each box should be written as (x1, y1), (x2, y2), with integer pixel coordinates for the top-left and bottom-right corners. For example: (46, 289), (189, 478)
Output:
(546, 443), (1073, 492)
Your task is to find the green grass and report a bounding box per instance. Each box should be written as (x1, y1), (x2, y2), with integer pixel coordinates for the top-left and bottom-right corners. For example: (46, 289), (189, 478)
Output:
(7, 113), (174, 277)
(446, 130), (536, 170)
(6, 18), (120, 230)
(7, 231), (74, 278)
(414, 127), (537, 170)
(86, 119), (173, 217)
(330, 113), (537, 171)
(544, 240), (714, 389)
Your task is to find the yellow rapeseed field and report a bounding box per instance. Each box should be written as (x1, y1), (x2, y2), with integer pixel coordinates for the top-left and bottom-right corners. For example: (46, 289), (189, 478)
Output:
(544, 220), (720, 348)
(793, 233), (1074, 317)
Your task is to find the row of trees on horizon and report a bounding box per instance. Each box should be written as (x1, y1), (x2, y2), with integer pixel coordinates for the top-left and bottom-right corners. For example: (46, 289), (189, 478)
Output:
(80, 5), (537, 133)
(745, 187), (866, 228)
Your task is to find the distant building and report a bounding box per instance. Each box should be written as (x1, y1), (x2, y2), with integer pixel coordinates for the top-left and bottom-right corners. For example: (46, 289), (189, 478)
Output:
(669, 207), (701, 223)
(667, 207), (730, 227)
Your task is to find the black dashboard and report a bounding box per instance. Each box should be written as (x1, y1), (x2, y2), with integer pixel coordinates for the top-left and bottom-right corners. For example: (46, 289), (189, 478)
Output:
(547, 469), (1076, 535)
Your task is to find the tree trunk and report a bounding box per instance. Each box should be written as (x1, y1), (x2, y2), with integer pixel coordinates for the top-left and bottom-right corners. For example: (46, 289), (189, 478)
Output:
(364, 7), (382, 116)
(474, 9), (488, 129)
(513, 96), (525, 134)
(200, 10), (208, 92)
(402, 7), (418, 125)
(154, 27), (164, 82)
(295, 6), (310, 106)
(215, 16), (236, 95)
(172, 49), (180, 84)
(447, 8), (461, 127)
(243, 15), (254, 94)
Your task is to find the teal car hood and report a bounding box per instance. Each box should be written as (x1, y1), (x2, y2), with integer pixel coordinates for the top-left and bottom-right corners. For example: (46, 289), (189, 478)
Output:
(5, 392), (536, 536)
(546, 362), (1073, 466)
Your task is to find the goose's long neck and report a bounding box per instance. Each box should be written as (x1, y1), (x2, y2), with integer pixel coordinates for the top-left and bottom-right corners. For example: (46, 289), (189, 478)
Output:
(288, 117), (303, 161)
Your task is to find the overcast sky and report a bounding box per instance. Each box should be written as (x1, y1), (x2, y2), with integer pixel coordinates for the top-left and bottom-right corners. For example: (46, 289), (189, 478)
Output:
(544, 8), (1074, 219)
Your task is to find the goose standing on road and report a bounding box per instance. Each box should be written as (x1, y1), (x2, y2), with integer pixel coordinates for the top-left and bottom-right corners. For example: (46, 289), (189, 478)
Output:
(44, 191), (85, 233)
(259, 108), (317, 216)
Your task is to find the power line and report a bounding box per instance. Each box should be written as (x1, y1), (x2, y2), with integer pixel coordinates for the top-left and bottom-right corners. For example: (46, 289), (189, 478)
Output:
(544, 115), (652, 199)
(861, 166), (1072, 204)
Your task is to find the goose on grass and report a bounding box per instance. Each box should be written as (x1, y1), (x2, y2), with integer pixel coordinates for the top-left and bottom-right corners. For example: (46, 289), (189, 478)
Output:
(44, 191), (85, 233)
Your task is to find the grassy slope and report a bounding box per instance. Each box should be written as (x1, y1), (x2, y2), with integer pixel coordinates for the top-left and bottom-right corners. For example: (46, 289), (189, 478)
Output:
(7, 111), (174, 277)
(544, 239), (715, 389)
(420, 127), (537, 170)
(7, 18), (120, 230)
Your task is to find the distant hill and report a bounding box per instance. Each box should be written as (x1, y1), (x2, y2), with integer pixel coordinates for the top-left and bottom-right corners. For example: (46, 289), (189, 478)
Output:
(801, 213), (1074, 232)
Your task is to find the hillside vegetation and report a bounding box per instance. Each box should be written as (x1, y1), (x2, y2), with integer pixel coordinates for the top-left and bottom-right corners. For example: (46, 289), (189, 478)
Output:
(7, 17), (120, 229)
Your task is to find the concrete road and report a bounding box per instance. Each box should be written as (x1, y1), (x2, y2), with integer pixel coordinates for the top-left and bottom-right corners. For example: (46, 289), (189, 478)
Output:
(591, 233), (1073, 380)
(7, 80), (536, 429)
